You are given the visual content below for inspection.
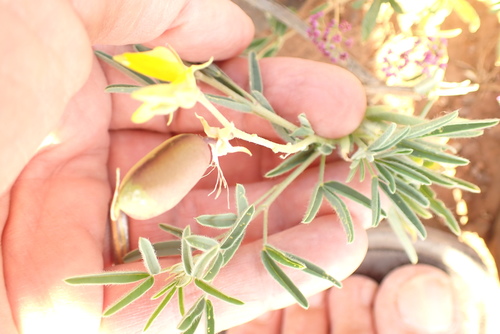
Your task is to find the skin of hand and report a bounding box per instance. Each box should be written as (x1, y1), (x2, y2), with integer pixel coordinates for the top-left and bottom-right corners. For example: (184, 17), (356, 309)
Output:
(0, 1), (367, 333)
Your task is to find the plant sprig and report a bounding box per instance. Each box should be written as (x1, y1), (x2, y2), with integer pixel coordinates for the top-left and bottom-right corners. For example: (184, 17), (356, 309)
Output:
(66, 45), (500, 333)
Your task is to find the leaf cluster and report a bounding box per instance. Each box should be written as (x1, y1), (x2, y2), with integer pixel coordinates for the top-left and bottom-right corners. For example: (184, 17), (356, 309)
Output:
(66, 185), (254, 332)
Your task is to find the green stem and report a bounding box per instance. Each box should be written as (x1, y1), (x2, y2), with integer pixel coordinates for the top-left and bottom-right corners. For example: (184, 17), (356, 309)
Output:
(256, 150), (322, 216)
(262, 209), (270, 245)
(319, 155), (326, 184)
(196, 71), (254, 103)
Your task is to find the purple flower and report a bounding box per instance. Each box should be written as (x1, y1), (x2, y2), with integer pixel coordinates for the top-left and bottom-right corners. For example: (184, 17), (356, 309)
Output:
(339, 20), (352, 32)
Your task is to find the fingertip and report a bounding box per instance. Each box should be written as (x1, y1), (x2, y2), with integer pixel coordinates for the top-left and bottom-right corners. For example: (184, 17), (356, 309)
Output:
(218, 57), (366, 139)
(374, 264), (457, 334)
(149, 0), (255, 61)
(260, 58), (366, 138)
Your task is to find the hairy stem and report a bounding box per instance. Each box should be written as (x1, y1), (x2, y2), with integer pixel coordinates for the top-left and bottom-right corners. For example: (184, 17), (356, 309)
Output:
(198, 95), (328, 154)
(256, 150), (322, 215)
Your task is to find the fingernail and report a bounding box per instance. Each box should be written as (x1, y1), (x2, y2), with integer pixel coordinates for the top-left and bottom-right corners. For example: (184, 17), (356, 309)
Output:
(397, 272), (454, 333)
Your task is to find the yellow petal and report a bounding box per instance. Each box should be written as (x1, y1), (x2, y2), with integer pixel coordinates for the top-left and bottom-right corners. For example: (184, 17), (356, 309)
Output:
(131, 102), (178, 123)
(113, 47), (186, 82)
(131, 103), (157, 123)
(131, 84), (178, 104)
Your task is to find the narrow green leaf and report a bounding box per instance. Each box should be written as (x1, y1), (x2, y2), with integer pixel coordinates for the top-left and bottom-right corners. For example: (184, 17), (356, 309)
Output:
(195, 213), (237, 229)
(143, 286), (177, 331)
(177, 296), (206, 331)
(421, 185), (461, 235)
(185, 235), (219, 251)
(406, 111), (458, 139)
(386, 207), (418, 264)
(178, 287), (185, 316)
(200, 63), (247, 97)
(378, 159), (432, 184)
(412, 168), (456, 188)
(424, 119), (499, 138)
(375, 162), (396, 193)
(182, 227), (194, 275)
(368, 122), (397, 151)
(220, 205), (255, 250)
(269, 16), (288, 36)
(399, 140), (469, 165)
(261, 251), (309, 309)
(221, 233), (245, 266)
(251, 90), (293, 143)
(322, 187), (355, 243)
(302, 184), (324, 224)
(281, 251), (342, 287)
(346, 159), (360, 183)
(362, 0), (382, 40)
(373, 148), (413, 159)
(203, 253), (224, 282)
(65, 271), (150, 285)
(289, 114), (314, 137)
(371, 177), (381, 227)
(290, 126), (314, 137)
(133, 44), (151, 52)
(246, 37), (270, 53)
(379, 182), (427, 239)
(386, 157), (457, 188)
(249, 51), (263, 93)
(265, 148), (316, 178)
(323, 181), (371, 209)
(401, 193), (433, 219)
(192, 245), (220, 279)
(159, 223), (183, 238)
(105, 84), (141, 94)
(123, 240), (182, 263)
(236, 183), (249, 217)
(94, 50), (155, 85)
(388, 0), (404, 13)
(204, 94), (253, 112)
(205, 299), (215, 334)
(394, 178), (430, 207)
(152, 280), (177, 300)
(372, 126), (411, 153)
(139, 238), (161, 276)
(365, 109), (422, 125)
(181, 315), (202, 334)
(195, 279), (244, 305)
(440, 174), (480, 193)
(264, 245), (306, 269)
(359, 159), (367, 182)
(103, 276), (154, 316)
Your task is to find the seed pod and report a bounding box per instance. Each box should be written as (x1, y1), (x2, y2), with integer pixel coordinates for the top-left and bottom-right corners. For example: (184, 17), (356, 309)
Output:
(112, 134), (211, 220)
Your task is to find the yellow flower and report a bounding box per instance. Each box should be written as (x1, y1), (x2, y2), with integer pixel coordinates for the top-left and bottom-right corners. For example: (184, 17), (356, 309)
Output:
(113, 46), (212, 123)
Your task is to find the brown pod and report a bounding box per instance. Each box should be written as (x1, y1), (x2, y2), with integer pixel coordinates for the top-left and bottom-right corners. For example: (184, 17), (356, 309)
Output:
(114, 134), (211, 220)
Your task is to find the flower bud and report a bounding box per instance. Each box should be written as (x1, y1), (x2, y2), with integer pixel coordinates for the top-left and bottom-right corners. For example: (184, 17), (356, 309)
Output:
(112, 134), (211, 220)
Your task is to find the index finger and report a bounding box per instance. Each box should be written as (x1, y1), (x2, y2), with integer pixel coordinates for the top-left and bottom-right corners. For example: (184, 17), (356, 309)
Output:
(106, 57), (367, 139)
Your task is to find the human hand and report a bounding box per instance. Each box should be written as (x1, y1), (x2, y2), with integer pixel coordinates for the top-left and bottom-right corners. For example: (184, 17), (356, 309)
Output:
(227, 264), (458, 334)
(0, 1), (368, 333)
